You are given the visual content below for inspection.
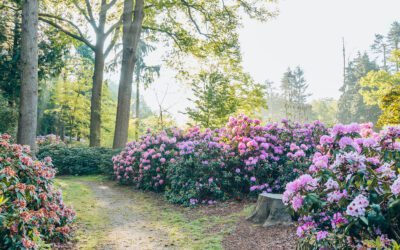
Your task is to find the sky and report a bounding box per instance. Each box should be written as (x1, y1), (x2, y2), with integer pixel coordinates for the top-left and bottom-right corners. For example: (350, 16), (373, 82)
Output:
(111, 0), (400, 125)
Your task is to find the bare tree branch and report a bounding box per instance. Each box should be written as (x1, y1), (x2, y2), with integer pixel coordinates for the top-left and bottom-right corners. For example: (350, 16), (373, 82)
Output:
(72, 0), (98, 30)
(142, 25), (184, 51)
(104, 0), (118, 11)
(105, 17), (122, 37)
(180, 0), (211, 38)
(84, 0), (97, 26)
(104, 21), (121, 57)
(39, 16), (95, 50)
(0, 4), (21, 11)
(39, 13), (89, 39)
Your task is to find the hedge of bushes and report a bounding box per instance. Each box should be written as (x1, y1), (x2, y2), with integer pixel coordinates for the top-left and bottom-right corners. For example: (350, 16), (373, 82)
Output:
(38, 145), (120, 176)
(113, 115), (400, 247)
(0, 134), (76, 249)
(284, 123), (400, 248)
(112, 115), (329, 206)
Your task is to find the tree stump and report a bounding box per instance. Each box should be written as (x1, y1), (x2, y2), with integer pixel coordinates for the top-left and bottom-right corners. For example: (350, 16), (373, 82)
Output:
(247, 193), (292, 227)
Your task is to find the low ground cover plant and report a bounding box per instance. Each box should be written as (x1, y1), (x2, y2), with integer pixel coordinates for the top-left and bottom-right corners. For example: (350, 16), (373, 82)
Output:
(0, 134), (76, 249)
(283, 123), (400, 249)
(113, 115), (328, 206)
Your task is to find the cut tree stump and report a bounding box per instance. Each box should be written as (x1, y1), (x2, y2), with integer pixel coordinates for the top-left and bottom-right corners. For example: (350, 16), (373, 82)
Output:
(247, 193), (292, 227)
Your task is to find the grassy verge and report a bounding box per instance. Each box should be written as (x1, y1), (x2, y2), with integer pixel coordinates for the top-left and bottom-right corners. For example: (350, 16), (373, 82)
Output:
(127, 192), (253, 249)
(55, 175), (109, 249)
(55, 175), (252, 250)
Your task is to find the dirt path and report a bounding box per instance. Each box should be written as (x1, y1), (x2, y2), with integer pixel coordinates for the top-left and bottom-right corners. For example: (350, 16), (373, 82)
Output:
(58, 176), (296, 250)
(82, 180), (174, 250)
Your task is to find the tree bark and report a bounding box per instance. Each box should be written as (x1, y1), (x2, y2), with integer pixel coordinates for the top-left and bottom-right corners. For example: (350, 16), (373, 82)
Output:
(9, 11), (20, 108)
(113, 0), (144, 149)
(39, 0), (120, 147)
(135, 76), (140, 141)
(247, 193), (292, 227)
(89, 42), (105, 147)
(17, 0), (39, 153)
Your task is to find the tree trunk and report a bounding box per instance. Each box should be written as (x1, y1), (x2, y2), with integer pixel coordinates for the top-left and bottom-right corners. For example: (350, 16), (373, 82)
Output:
(383, 44), (387, 71)
(89, 43), (105, 147)
(9, 11), (20, 108)
(135, 77), (140, 141)
(17, 0), (39, 153)
(113, 0), (144, 149)
(247, 193), (292, 227)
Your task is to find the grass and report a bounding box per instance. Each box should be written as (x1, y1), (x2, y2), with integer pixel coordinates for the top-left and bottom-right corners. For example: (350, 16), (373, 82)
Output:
(55, 175), (109, 249)
(55, 175), (252, 250)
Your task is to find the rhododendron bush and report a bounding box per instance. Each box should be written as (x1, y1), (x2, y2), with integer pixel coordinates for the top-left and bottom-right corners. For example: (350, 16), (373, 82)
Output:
(0, 134), (76, 249)
(283, 123), (400, 249)
(36, 134), (65, 147)
(113, 115), (328, 206)
(165, 127), (240, 205)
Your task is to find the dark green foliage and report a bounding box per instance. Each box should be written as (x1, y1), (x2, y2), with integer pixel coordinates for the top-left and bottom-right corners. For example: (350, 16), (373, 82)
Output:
(0, 5), (68, 133)
(280, 66), (312, 122)
(0, 94), (18, 134)
(186, 71), (239, 129)
(337, 52), (381, 124)
(165, 142), (239, 206)
(38, 145), (120, 176)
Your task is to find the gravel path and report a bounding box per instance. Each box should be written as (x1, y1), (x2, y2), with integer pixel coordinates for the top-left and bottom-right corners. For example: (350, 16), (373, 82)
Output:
(68, 179), (297, 250)
(81, 180), (174, 250)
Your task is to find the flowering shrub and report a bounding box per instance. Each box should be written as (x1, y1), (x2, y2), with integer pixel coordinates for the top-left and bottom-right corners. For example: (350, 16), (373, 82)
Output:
(0, 134), (76, 249)
(165, 127), (241, 205)
(36, 134), (65, 147)
(283, 123), (400, 249)
(113, 128), (184, 192)
(113, 115), (328, 206)
(221, 116), (328, 194)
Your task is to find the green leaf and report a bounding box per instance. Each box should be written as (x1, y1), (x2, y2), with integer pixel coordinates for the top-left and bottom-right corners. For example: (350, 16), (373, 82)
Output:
(360, 216), (368, 226)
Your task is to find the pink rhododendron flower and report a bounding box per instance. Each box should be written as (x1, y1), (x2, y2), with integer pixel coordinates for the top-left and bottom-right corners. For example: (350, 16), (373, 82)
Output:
(391, 176), (400, 196)
(331, 212), (348, 229)
(319, 135), (334, 145)
(346, 194), (369, 217)
(376, 163), (396, 178)
(292, 194), (304, 211)
(338, 136), (353, 149)
(324, 178), (339, 190)
(316, 231), (329, 241)
(327, 190), (347, 203)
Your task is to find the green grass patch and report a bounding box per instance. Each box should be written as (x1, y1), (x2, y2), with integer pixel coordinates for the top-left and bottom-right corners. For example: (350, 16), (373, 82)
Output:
(55, 175), (109, 249)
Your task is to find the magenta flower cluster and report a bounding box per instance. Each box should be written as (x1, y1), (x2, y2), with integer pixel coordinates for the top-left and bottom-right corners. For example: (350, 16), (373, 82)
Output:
(113, 115), (328, 205)
(283, 123), (400, 249)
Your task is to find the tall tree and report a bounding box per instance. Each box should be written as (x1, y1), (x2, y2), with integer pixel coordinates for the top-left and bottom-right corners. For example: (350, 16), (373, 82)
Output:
(112, 0), (277, 148)
(40, 0), (122, 146)
(337, 52), (381, 124)
(387, 21), (400, 72)
(132, 41), (160, 140)
(280, 66), (312, 122)
(311, 98), (338, 126)
(17, 0), (39, 151)
(359, 51), (400, 126)
(113, 0), (144, 148)
(0, 2), (67, 120)
(186, 71), (238, 128)
(371, 34), (388, 71)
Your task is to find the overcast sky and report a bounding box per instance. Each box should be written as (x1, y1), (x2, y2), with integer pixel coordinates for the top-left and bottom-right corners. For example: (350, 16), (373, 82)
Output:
(240, 0), (400, 100)
(114, 0), (400, 124)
